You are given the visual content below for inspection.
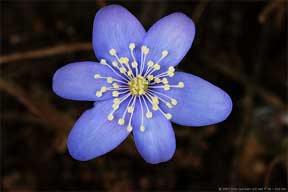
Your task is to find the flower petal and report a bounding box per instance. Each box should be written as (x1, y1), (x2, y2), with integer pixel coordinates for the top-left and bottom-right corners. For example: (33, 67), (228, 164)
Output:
(142, 13), (195, 70)
(67, 99), (130, 161)
(132, 106), (176, 164)
(157, 72), (232, 126)
(53, 61), (121, 101)
(93, 5), (145, 63)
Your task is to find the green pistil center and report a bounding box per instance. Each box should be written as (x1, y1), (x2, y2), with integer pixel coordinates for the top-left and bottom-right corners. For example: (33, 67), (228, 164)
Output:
(129, 76), (148, 96)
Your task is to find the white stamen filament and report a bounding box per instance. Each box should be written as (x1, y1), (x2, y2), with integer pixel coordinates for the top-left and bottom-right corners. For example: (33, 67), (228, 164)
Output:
(100, 59), (128, 81)
(138, 95), (145, 132)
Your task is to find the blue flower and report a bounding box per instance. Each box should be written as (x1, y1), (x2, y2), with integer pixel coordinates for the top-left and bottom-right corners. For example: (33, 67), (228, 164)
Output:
(52, 4), (232, 164)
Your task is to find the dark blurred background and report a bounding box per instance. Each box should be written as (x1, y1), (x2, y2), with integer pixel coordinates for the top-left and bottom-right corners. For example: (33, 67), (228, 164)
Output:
(1, 0), (287, 191)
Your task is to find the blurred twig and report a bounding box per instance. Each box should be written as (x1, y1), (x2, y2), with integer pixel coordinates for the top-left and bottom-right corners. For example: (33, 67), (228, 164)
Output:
(258, 0), (286, 28)
(96, 0), (107, 8)
(192, 0), (209, 24)
(264, 154), (287, 187)
(202, 55), (285, 110)
(0, 78), (73, 134)
(1, 111), (43, 125)
(0, 78), (41, 116)
(0, 42), (92, 64)
(0, 78), (74, 152)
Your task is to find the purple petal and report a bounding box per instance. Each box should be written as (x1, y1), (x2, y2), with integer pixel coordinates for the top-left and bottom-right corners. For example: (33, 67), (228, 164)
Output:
(93, 5), (145, 63)
(142, 13), (195, 70)
(67, 99), (130, 161)
(53, 61), (121, 101)
(157, 72), (232, 126)
(132, 106), (176, 164)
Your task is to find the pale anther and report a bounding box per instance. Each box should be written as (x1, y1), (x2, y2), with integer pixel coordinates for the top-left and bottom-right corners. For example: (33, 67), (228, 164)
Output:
(120, 57), (129, 65)
(178, 82), (184, 88)
(131, 61), (138, 68)
(107, 114), (114, 121)
(141, 45), (149, 55)
(164, 84), (170, 91)
(127, 71), (133, 76)
(107, 77), (113, 83)
(96, 91), (102, 97)
(109, 48), (116, 56)
(171, 99), (178, 105)
(140, 125), (145, 132)
(112, 104), (119, 110)
(94, 74), (101, 79)
(147, 60), (154, 67)
(162, 50), (168, 57)
(112, 91), (119, 97)
(152, 105), (159, 111)
(165, 113), (172, 120)
(162, 78), (168, 84)
(113, 98), (120, 104)
(153, 64), (160, 70)
(152, 96), (159, 104)
(146, 111), (153, 119)
(154, 77), (161, 83)
(119, 67), (127, 74)
(168, 66), (175, 72)
(112, 61), (118, 67)
(101, 86), (107, 92)
(118, 118), (125, 125)
(100, 59), (107, 65)
(112, 83), (119, 89)
(147, 75), (154, 81)
(129, 43), (135, 50)
(166, 103), (173, 108)
(127, 106), (134, 113)
(127, 125), (133, 132)
(168, 71), (174, 77)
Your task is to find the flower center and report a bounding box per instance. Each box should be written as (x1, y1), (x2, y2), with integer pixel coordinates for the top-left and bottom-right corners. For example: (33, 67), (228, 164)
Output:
(94, 43), (185, 132)
(129, 76), (148, 96)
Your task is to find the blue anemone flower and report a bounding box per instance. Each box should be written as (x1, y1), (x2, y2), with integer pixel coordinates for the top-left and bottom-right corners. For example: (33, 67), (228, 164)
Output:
(52, 4), (232, 164)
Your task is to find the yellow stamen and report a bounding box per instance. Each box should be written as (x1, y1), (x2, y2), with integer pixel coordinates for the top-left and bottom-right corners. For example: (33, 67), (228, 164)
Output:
(166, 102), (173, 108)
(131, 61), (138, 68)
(94, 74), (101, 79)
(178, 82), (184, 88)
(164, 84), (170, 90)
(127, 106), (134, 113)
(96, 91), (102, 97)
(147, 75), (154, 81)
(100, 59), (107, 65)
(162, 78), (168, 84)
(165, 113), (172, 120)
(112, 91), (119, 97)
(107, 114), (114, 121)
(147, 60), (154, 67)
(129, 43), (135, 50)
(140, 125), (145, 132)
(107, 77), (113, 83)
(153, 64), (160, 70)
(101, 86), (107, 92)
(127, 125), (133, 132)
(118, 118), (125, 125)
(171, 99), (178, 105)
(162, 50), (168, 57)
(146, 111), (153, 119)
(112, 61), (118, 67)
(112, 83), (119, 89)
(109, 48), (116, 56)
(152, 105), (159, 111)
